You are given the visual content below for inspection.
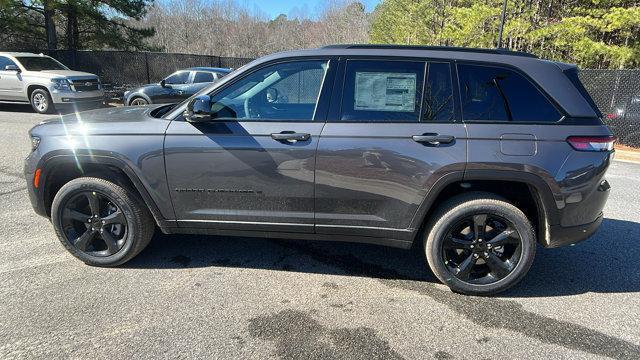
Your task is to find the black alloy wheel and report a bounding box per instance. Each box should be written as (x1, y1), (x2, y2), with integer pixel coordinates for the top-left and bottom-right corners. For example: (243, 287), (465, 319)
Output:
(442, 214), (522, 284)
(59, 190), (127, 257)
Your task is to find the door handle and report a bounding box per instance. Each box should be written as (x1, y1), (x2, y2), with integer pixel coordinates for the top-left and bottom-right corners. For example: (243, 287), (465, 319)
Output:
(412, 134), (455, 145)
(271, 132), (310, 143)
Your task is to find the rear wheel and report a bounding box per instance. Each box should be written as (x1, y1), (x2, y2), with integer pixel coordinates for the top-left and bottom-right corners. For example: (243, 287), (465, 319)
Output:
(30, 89), (55, 114)
(424, 192), (536, 295)
(51, 177), (155, 266)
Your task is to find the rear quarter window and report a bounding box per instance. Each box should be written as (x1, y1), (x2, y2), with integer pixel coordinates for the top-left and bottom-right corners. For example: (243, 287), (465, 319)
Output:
(458, 64), (562, 122)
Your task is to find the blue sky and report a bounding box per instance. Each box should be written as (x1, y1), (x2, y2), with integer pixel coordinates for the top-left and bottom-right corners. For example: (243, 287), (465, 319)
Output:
(241, 0), (382, 19)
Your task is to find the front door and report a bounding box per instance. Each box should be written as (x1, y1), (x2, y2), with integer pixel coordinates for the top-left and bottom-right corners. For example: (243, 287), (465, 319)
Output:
(158, 70), (192, 104)
(165, 59), (333, 233)
(0, 56), (24, 101)
(315, 59), (467, 242)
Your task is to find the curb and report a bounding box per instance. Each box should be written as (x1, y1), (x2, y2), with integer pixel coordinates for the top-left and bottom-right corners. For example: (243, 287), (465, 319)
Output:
(614, 149), (640, 164)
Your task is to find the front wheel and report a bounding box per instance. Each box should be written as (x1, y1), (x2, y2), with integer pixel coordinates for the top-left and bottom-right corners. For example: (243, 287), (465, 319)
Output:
(30, 89), (55, 114)
(424, 192), (536, 295)
(129, 97), (149, 106)
(51, 177), (155, 266)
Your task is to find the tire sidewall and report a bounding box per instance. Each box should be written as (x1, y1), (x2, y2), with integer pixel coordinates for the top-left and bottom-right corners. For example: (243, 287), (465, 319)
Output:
(130, 97), (148, 106)
(426, 201), (536, 295)
(30, 89), (54, 114)
(51, 179), (140, 266)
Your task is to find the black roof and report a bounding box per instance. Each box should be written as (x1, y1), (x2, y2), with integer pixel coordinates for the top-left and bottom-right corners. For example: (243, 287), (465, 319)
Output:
(321, 44), (538, 58)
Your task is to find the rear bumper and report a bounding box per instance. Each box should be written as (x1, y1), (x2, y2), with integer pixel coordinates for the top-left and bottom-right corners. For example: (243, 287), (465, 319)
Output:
(545, 213), (603, 248)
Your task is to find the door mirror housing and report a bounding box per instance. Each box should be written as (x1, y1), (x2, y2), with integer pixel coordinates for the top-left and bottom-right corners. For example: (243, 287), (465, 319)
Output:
(4, 65), (20, 72)
(160, 79), (172, 88)
(184, 95), (212, 122)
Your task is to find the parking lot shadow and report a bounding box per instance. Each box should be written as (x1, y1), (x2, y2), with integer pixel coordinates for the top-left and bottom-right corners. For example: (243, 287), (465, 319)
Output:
(0, 103), (37, 113)
(0, 103), (117, 114)
(124, 217), (640, 297)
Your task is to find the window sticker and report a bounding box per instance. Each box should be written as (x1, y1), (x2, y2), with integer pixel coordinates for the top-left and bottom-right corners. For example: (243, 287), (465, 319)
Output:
(354, 72), (416, 112)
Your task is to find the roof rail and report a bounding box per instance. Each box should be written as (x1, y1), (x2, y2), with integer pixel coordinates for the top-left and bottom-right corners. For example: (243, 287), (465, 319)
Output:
(320, 44), (538, 58)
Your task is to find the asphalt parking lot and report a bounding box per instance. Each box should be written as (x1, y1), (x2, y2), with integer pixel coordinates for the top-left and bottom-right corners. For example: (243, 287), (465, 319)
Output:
(0, 103), (639, 360)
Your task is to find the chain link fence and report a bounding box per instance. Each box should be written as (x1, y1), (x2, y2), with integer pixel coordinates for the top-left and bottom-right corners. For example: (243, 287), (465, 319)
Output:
(32, 50), (253, 99)
(580, 70), (640, 148)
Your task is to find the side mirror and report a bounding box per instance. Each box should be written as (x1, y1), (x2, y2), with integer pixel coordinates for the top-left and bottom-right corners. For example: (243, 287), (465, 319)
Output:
(160, 79), (172, 88)
(184, 95), (212, 122)
(4, 65), (20, 72)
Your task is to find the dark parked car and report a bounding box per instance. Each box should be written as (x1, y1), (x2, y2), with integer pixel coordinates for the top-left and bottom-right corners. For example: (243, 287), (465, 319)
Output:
(605, 95), (640, 147)
(25, 45), (614, 295)
(123, 67), (231, 106)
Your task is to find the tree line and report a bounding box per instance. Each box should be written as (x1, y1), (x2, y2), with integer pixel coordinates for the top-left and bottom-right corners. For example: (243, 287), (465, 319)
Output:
(1, 0), (638, 69)
(370, 0), (640, 69)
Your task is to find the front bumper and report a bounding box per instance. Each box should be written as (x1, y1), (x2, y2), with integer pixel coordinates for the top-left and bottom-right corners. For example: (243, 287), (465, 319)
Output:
(24, 156), (47, 218)
(50, 89), (105, 107)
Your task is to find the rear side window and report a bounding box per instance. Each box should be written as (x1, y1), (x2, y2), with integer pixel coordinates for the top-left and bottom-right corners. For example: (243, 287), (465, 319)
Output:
(458, 64), (561, 122)
(423, 62), (454, 122)
(341, 60), (425, 122)
(193, 71), (214, 83)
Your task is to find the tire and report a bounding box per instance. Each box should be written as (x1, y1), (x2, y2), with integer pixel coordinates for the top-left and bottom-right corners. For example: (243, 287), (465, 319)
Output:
(129, 97), (149, 106)
(30, 88), (55, 114)
(51, 177), (155, 267)
(424, 192), (536, 296)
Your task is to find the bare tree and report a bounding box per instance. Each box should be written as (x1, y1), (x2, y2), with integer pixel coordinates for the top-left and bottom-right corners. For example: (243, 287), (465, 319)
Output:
(141, 0), (372, 57)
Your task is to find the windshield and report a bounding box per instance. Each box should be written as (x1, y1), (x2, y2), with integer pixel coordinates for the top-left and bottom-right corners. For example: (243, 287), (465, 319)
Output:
(16, 56), (68, 71)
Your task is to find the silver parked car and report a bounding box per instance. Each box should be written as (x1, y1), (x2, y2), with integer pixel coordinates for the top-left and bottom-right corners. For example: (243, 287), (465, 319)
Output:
(0, 52), (104, 113)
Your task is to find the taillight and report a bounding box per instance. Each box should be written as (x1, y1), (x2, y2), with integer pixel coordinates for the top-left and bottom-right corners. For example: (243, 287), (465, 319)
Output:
(566, 136), (616, 152)
(606, 113), (618, 119)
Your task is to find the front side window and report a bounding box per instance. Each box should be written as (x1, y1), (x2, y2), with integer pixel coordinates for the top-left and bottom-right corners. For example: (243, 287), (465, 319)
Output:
(341, 60), (425, 122)
(423, 62), (454, 122)
(193, 72), (214, 83)
(15, 56), (68, 71)
(458, 64), (561, 122)
(208, 60), (328, 121)
(164, 71), (190, 85)
(0, 56), (17, 69)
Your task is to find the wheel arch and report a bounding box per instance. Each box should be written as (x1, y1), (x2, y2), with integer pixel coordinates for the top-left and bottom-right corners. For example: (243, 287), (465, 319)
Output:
(411, 169), (561, 247)
(126, 92), (152, 106)
(38, 154), (172, 232)
(27, 85), (50, 99)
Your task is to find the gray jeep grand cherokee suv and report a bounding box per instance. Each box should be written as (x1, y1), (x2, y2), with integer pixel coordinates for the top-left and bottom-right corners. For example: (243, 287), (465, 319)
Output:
(25, 45), (614, 295)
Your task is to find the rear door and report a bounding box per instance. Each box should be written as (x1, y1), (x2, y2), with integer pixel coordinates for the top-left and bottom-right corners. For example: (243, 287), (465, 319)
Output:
(165, 58), (334, 233)
(315, 58), (467, 242)
(187, 71), (216, 98)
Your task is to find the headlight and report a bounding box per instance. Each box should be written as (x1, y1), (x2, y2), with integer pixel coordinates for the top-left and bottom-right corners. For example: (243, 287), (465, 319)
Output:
(30, 136), (41, 151)
(51, 78), (71, 90)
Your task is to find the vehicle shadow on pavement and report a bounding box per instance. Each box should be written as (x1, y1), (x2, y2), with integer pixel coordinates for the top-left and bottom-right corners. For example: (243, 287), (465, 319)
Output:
(507, 217), (640, 297)
(126, 231), (438, 281)
(124, 217), (640, 297)
(0, 104), (36, 113)
(0, 102), (115, 114)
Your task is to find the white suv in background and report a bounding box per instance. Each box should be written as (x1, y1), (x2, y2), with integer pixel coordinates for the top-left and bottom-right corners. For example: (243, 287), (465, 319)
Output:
(0, 52), (104, 113)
